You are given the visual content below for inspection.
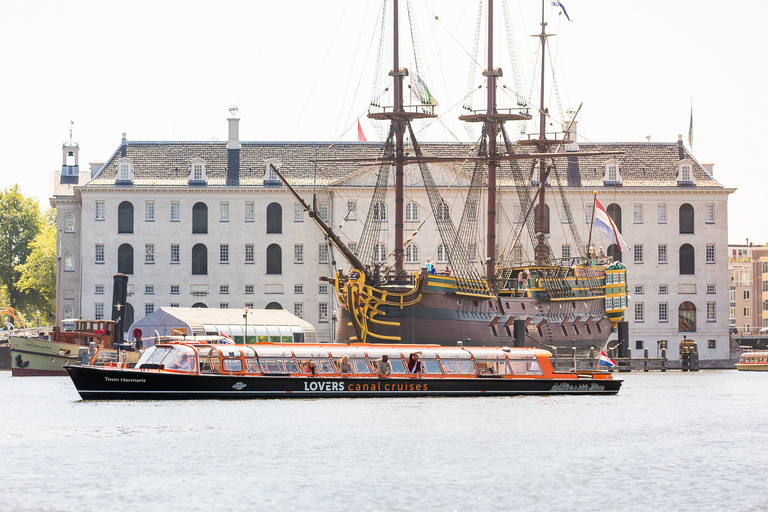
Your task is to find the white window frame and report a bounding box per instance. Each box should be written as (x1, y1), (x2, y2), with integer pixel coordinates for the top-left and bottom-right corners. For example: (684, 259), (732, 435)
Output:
(633, 204), (643, 224)
(657, 204), (667, 224)
(405, 202), (419, 222)
(705, 204), (715, 224)
(170, 201), (180, 222)
(659, 303), (668, 322)
(145, 201), (155, 222)
(170, 244), (180, 264)
(318, 302), (329, 322)
(658, 244), (667, 264)
(707, 302), (716, 322)
(405, 244), (419, 264)
(706, 244), (715, 264)
(319, 244), (329, 264)
(65, 213), (75, 232)
(294, 202), (304, 222)
(95, 200), (105, 221)
(245, 202), (255, 222)
(145, 244), (155, 264)
(294, 244), (304, 264)
(245, 244), (255, 264)
(346, 201), (357, 221)
(220, 244), (229, 264)
(634, 302), (644, 322)
(95, 243), (105, 264)
(634, 245), (644, 264)
(220, 202), (230, 222)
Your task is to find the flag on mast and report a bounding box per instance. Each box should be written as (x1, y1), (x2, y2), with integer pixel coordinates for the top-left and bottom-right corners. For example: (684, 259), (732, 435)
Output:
(599, 350), (616, 368)
(594, 198), (631, 252)
(357, 120), (367, 142)
(688, 99), (693, 150)
(551, 1), (571, 21)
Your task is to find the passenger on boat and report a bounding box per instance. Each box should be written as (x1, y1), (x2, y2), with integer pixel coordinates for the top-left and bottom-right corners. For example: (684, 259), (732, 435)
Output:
(305, 360), (318, 377)
(339, 355), (352, 374)
(377, 354), (392, 377)
(407, 353), (423, 375)
(178, 354), (193, 371)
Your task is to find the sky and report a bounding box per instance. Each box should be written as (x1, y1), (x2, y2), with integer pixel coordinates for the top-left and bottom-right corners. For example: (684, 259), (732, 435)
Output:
(1, 0), (765, 245)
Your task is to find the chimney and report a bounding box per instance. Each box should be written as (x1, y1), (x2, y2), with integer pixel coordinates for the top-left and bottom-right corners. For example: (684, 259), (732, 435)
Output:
(120, 132), (127, 157)
(226, 116), (241, 186)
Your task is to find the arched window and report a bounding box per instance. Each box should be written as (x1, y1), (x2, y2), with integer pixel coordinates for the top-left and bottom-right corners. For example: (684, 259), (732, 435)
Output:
(679, 203), (694, 234)
(192, 302), (207, 308)
(607, 204), (622, 233)
(266, 244), (282, 274)
(373, 202), (387, 222)
(679, 244), (695, 275)
(192, 243), (207, 275)
(373, 243), (387, 264)
(118, 201), (134, 234)
(405, 202), (419, 222)
(607, 244), (622, 262)
(64, 213), (75, 233)
(267, 203), (282, 233)
(437, 202), (450, 221)
(437, 244), (449, 263)
(536, 204), (550, 234)
(117, 244), (133, 274)
(679, 302), (696, 332)
(192, 203), (208, 234)
(64, 252), (75, 271)
(265, 302), (283, 310)
(405, 244), (419, 264)
(63, 305), (73, 319)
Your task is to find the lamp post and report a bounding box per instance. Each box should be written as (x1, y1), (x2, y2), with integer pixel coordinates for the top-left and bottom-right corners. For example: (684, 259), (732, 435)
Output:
(243, 306), (249, 345)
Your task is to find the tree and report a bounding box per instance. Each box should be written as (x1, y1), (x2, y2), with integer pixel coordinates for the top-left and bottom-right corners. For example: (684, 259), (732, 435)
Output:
(15, 210), (56, 321)
(0, 184), (41, 309)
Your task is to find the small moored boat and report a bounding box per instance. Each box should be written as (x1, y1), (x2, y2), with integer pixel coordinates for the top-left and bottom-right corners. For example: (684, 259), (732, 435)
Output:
(736, 350), (768, 371)
(64, 342), (621, 399)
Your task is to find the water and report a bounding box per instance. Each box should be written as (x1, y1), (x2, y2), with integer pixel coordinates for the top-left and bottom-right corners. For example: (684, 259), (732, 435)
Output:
(1, 371), (766, 512)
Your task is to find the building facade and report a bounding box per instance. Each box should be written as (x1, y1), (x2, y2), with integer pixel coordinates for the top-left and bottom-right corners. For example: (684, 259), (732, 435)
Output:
(51, 118), (733, 359)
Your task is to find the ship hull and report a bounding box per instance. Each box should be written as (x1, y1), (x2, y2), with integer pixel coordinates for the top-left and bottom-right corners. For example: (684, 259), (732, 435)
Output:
(64, 365), (621, 400)
(336, 278), (613, 354)
(10, 336), (84, 376)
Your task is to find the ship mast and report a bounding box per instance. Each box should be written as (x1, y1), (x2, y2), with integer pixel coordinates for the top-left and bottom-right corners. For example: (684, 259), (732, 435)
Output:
(367, 0), (435, 273)
(459, 0), (531, 280)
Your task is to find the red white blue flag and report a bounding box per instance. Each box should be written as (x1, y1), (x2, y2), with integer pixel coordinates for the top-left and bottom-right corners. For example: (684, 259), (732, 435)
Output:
(599, 350), (616, 368)
(594, 198), (631, 252)
(551, 1), (571, 21)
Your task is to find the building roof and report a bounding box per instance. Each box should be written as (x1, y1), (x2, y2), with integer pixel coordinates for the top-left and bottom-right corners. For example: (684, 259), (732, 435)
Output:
(84, 138), (723, 190)
(127, 307), (317, 341)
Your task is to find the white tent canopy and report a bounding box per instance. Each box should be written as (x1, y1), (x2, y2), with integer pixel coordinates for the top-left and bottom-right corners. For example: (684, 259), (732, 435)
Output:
(128, 307), (317, 346)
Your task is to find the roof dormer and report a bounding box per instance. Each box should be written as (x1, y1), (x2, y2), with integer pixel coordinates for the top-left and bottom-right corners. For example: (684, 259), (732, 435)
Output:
(115, 158), (134, 184)
(189, 158), (207, 185)
(264, 159), (282, 186)
(676, 159), (694, 186)
(602, 159), (622, 185)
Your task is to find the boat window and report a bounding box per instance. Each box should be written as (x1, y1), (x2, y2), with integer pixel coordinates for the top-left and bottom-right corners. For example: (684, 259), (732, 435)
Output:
(255, 347), (294, 357)
(316, 358), (338, 374)
(200, 349), (220, 373)
(292, 347), (330, 358)
(421, 360), (443, 374)
(218, 346), (242, 358)
(328, 348), (368, 358)
(136, 346), (169, 367)
(361, 348), (403, 359)
(352, 359), (372, 374)
(388, 359), (407, 374)
(245, 358), (260, 373)
(162, 346), (196, 371)
(259, 358), (299, 373)
(508, 360), (543, 375)
(476, 359), (511, 375)
(435, 349), (472, 359)
(222, 359), (243, 373)
(441, 360), (477, 374)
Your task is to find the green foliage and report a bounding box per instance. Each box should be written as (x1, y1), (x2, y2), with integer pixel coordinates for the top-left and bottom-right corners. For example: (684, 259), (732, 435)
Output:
(15, 220), (56, 320)
(0, 184), (41, 310)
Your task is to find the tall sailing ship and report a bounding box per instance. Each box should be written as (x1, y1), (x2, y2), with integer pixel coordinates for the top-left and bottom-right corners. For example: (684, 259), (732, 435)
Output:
(278, 0), (628, 355)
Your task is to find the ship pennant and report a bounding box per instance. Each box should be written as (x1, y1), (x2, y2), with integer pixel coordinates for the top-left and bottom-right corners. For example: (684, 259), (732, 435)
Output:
(410, 74), (438, 106)
(551, 1), (571, 21)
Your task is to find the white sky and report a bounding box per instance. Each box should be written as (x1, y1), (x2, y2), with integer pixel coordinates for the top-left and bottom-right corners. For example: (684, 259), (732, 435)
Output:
(1, 0), (764, 245)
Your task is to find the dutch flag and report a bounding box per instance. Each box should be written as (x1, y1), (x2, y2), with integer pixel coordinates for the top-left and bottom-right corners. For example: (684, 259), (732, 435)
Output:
(594, 198), (631, 252)
(599, 350), (616, 368)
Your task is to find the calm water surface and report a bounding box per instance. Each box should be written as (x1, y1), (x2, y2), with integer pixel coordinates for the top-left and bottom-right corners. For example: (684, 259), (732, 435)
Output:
(1, 370), (766, 512)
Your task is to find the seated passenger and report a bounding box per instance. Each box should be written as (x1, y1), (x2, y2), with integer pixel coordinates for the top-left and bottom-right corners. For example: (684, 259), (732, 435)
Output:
(339, 355), (352, 374)
(407, 352), (423, 375)
(304, 360), (318, 377)
(178, 353), (193, 371)
(377, 354), (392, 377)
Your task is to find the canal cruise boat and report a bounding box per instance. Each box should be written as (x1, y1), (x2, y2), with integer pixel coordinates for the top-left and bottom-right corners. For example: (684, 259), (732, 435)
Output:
(736, 350), (768, 371)
(64, 341), (621, 399)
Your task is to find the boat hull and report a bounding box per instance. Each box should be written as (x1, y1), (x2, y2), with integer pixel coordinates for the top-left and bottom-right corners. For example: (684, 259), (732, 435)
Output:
(736, 363), (768, 371)
(63, 365), (621, 400)
(10, 336), (84, 376)
(336, 281), (613, 353)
